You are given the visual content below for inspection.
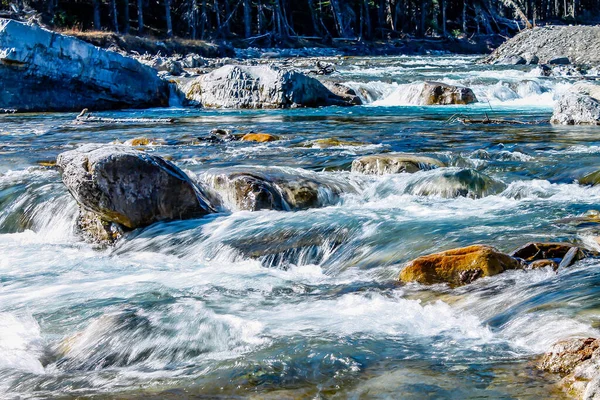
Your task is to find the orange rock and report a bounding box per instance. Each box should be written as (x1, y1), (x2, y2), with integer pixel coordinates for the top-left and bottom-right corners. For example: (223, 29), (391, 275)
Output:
(241, 133), (279, 143)
(399, 244), (522, 286)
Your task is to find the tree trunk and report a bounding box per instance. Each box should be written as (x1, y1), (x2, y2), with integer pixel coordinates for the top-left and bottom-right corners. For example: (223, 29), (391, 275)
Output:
(419, 0), (427, 37)
(137, 0), (144, 34)
(93, 0), (101, 30)
(111, 0), (119, 32)
(190, 0), (199, 39)
(363, 0), (371, 38)
(441, 0), (446, 36)
(200, 0), (207, 38)
(214, 0), (222, 38)
(501, 0), (533, 28)
(462, 0), (467, 33)
(256, 0), (264, 34)
(307, 0), (321, 36)
(243, 0), (251, 38)
(165, 0), (173, 37)
(123, 0), (130, 34)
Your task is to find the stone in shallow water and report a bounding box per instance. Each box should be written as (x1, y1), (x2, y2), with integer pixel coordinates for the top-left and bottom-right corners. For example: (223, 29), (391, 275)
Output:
(241, 133), (280, 143)
(528, 259), (559, 270)
(351, 153), (446, 175)
(399, 244), (522, 286)
(182, 65), (354, 108)
(57, 144), (215, 240)
(403, 168), (507, 199)
(202, 167), (355, 211)
(510, 242), (581, 262)
(580, 170), (600, 186)
(417, 81), (478, 105)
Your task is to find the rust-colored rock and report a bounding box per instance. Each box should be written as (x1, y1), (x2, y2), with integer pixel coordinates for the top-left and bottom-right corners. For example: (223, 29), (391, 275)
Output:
(399, 245), (522, 286)
(528, 259), (559, 270)
(241, 133), (280, 143)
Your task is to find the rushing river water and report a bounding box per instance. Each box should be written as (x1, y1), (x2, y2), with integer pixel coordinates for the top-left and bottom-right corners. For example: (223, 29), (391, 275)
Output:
(2, 55), (600, 399)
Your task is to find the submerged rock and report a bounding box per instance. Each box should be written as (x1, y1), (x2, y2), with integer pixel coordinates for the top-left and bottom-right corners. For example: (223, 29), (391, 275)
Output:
(404, 168), (506, 199)
(399, 245), (522, 286)
(202, 167), (355, 211)
(579, 170), (600, 186)
(0, 19), (168, 112)
(57, 144), (215, 241)
(300, 137), (367, 148)
(351, 153), (446, 175)
(182, 65), (354, 108)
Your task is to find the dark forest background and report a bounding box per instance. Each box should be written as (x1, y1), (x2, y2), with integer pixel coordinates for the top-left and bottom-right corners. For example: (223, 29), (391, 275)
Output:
(2, 0), (599, 43)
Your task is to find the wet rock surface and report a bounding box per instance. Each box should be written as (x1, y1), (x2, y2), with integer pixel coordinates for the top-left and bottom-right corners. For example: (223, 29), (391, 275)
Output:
(417, 81), (478, 105)
(182, 65), (355, 108)
(57, 145), (215, 240)
(0, 19), (169, 112)
(399, 244), (522, 286)
(201, 167), (356, 211)
(403, 168), (507, 199)
(485, 26), (600, 66)
(510, 242), (589, 269)
(241, 133), (280, 142)
(351, 154), (446, 175)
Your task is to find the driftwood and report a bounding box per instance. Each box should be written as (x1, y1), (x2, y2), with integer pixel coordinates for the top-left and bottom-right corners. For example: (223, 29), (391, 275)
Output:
(448, 113), (547, 125)
(308, 61), (336, 75)
(74, 108), (175, 124)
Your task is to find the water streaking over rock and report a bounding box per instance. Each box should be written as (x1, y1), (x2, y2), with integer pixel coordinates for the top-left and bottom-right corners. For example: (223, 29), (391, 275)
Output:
(2, 55), (600, 399)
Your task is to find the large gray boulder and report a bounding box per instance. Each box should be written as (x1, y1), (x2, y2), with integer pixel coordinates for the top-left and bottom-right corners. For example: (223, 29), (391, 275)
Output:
(182, 65), (354, 108)
(57, 145), (215, 241)
(551, 84), (600, 125)
(485, 26), (600, 66)
(0, 19), (169, 112)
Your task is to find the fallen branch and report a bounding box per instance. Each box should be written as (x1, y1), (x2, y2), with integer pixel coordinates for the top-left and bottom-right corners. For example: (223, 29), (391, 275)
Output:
(447, 113), (547, 125)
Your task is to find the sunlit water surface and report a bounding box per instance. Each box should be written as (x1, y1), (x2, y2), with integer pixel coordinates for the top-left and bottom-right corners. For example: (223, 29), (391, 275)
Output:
(1, 55), (600, 399)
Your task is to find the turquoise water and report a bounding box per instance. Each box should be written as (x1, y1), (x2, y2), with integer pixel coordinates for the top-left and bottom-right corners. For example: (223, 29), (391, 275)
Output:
(0, 56), (599, 399)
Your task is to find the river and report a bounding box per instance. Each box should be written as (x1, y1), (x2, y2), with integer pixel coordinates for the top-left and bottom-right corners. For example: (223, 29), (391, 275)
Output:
(1, 55), (599, 399)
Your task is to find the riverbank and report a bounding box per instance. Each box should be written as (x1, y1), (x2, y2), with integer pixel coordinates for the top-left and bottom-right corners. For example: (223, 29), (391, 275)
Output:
(65, 28), (504, 59)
